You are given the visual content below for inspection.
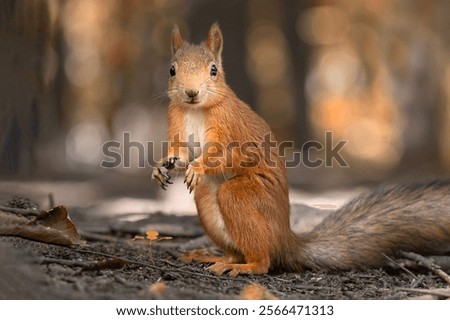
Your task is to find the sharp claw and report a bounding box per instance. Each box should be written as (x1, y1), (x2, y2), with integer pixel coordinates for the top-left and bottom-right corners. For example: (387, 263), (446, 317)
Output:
(153, 171), (169, 191)
(154, 174), (164, 185)
(188, 172), (194, 186)
(158, 167), (172, 184)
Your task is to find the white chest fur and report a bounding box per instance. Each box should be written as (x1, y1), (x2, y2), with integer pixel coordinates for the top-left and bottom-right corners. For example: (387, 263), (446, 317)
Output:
(184, 109), (206, 159)
(184, 111), (235, 249)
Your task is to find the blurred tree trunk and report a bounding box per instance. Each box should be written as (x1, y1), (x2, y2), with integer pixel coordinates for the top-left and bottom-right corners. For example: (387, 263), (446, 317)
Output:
(281, 0), (312, 144)
(0, 0), (54, 176)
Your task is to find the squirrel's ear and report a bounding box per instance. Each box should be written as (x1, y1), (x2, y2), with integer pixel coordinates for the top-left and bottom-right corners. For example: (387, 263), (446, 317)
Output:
(171, 25), (184, 55)
(206, 23), (223, 61)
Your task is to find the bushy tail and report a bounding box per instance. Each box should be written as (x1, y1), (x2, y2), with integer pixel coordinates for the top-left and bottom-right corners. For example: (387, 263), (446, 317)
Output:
(297, 181), (450, 270)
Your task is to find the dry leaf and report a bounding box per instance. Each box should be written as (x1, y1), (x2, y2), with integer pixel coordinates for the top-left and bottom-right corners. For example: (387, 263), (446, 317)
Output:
(146, 230), (159, 241)
(33, 206), (81, 243)
(129, 230), (172, 245)
(138, 281), (167, 298)
(146, 230), (172, 241)
(239, 284), (278, 300)
(0, 205), (83, 245)
(149, 281), (167, 294)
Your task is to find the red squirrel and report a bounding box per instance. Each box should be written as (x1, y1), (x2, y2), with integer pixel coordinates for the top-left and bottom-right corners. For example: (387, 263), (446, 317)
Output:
(152, 23), (450, 276)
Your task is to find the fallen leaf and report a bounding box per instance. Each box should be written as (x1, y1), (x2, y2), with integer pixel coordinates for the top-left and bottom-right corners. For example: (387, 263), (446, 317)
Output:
(129, 230), (172, 246)
(239, 284), (278, 300)
(146, 230), (159, 241)
(149, 281), (167, 294)
(0, 205), (83, 245)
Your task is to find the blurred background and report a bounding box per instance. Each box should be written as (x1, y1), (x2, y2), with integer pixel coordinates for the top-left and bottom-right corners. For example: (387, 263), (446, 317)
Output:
(1, 0), (449, 211)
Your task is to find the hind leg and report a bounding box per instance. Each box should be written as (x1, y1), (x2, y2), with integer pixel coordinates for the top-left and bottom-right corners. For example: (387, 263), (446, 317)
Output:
(208, 175), (275, 276)
(182, 180), (244, 265)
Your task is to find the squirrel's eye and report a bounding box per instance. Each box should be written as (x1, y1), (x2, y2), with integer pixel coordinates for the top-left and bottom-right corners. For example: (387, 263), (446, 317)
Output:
(169, 65), (176, 77)
(210, 64), (218, 77)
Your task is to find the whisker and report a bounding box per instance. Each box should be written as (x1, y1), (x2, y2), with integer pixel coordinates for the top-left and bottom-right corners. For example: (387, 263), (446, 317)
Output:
(206, 88), (229, 99)
(199, 76), (213, 87)
(152, 94), (169, 104)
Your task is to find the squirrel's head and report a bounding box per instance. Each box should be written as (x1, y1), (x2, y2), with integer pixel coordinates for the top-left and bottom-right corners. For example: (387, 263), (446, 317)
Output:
(168, 23), (225, 108)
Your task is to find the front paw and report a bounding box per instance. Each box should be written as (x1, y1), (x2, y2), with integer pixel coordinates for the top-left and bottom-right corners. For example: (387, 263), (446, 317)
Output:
(184, 163), (205, 193)
(162, 157), (179, 170)
(151, 165), (173, 190)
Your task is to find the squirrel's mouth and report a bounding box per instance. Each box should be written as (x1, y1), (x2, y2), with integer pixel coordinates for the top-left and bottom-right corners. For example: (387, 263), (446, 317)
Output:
(184, 98), (201, 105)
(182, 89), (203, 105)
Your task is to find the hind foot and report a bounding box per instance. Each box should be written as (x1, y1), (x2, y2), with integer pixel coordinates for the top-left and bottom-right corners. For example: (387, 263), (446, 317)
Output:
(207, 262), (269, 277)
(181, 248), (240, 264)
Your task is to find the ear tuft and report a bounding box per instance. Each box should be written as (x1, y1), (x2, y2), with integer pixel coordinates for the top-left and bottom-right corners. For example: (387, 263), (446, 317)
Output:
(205, 23), (223, 60)
(171, 25), (184, 55)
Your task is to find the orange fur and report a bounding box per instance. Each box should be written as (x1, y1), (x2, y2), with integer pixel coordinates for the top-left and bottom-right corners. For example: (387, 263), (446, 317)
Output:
(151, 24), (450, 276)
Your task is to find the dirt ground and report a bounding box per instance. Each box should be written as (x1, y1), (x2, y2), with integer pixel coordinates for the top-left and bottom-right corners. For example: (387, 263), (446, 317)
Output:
(1, 196), (449, 300)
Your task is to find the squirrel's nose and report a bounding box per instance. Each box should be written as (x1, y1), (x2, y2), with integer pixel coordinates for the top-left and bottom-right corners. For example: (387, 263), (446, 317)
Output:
(185, 89), (199, 98)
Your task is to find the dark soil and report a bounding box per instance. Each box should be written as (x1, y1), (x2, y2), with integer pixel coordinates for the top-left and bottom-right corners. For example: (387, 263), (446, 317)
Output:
(1, 208), (449, 300)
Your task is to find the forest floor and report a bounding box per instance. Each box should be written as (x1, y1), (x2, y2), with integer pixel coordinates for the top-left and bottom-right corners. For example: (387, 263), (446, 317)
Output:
(0, 179), (449, 300)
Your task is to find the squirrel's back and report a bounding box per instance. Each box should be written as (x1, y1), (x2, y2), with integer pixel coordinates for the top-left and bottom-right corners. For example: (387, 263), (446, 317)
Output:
(288, 181), (450, 271)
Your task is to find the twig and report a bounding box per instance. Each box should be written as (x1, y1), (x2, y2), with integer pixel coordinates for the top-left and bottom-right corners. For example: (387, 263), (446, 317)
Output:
(410, 275), (425, 289)
(48, 193), (55, 209)
(400, 251), (450, 285)
(272, 276), (292, 283)
(263, 283), (286, 297)
(396, 287), (450, 298)
(382, 253), (418, 280)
